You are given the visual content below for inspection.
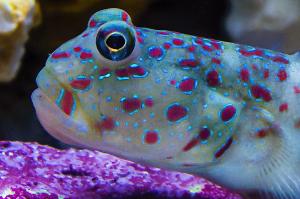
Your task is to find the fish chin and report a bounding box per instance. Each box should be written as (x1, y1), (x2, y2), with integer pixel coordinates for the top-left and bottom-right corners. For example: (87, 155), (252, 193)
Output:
(31, 88), (91, 148)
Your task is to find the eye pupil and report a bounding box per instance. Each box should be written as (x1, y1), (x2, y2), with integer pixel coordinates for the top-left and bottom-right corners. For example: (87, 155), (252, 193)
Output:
(105, 33), (126, 50)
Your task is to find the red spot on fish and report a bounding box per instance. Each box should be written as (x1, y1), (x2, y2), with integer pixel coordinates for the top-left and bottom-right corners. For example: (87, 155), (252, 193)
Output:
(80, 52), (93, 59)
(263, 69), (269, 79)
(173, 38), (184, 46)
(61, 90), (74, 116)
(273, 56), (289, 64)
(195, 38), (203, 45)
(179, 59), (199, 68)
(157, 31), (170, 35)
(182, 138), (199, 152)
(253, 49), (264, 56)
(240, 48), (264, 57)
(179, 78), (196, 92)
(149, 47), (163, 58)
(136, 31), (142, 36)
(82, 33), (89, 37)
(211, 40), (221, 50)
(115, 68), (130, 78)
(206, 70), (220, 87)
(221, 105), (236, 122)
(211, 58), (221, 65)
(144, 98), (154, 107)
(128, 65), (147, 76)
(96, 117), (115, 131)
(51, 52), (71, 59)
(240, 68), (249, 82)
(251, 85), (272, 102)
(121, 98), (142, 113)
(199, 128), (211, 140)
(70, 78), (91, 90)
(256, 128), (268, 138)
(73, 46), (82, 52)
(163, 42), (172, 50)
(137, 36), (143, 43)
(170, 79), (176, 85)
(215, 137), (233, 158)
(239, 49), (253, 57)
(294, 86), (300, 94)
(202, 45), (214, 52)
(115, 66), (147, 78)
(188, 45), (196, 52)
(182, 127), (211, 152)
(144, 131), (159, 144)
(279, 103), (288, 112)
(89, 20), (97, 27)
(99, 67), (111, 76)
(277, 69), (287, 81)
(122, 12), (129, 21)
(167, 104), (187, 122)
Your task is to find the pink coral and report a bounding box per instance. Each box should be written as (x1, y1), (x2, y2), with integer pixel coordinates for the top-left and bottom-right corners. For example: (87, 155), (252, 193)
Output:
(0, 141), (241, 199)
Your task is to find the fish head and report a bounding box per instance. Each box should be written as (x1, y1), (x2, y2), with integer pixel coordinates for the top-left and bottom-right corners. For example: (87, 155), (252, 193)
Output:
(32, 8), (244, 174)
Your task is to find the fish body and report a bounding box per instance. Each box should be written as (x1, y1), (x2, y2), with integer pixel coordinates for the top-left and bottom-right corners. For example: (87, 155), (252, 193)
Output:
(32, 8), (300, 198)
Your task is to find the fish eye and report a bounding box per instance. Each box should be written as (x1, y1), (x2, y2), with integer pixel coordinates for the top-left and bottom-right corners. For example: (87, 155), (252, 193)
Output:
(96, 23), (135, 61)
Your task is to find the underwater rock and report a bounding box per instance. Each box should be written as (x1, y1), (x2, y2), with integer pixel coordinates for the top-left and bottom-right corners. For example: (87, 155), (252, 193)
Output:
(0, 0), (40, 82)
(0, 141), (241, 199)
(227, 0), (300, 53)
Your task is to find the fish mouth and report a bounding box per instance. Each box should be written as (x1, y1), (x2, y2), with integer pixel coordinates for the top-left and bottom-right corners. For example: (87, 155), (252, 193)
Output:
(31, 69), (91, 147)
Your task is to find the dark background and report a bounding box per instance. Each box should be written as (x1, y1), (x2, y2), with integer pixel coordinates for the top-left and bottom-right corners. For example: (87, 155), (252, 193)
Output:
(0, 0), (229, 148)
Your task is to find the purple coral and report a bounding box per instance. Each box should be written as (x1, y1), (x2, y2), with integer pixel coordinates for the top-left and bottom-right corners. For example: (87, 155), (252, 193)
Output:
(0, 141), (241, 199)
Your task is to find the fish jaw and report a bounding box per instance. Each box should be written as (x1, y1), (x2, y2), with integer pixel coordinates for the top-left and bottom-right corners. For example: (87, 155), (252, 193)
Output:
(32, 68), (100, 149)
(32, 88), (88, 147)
